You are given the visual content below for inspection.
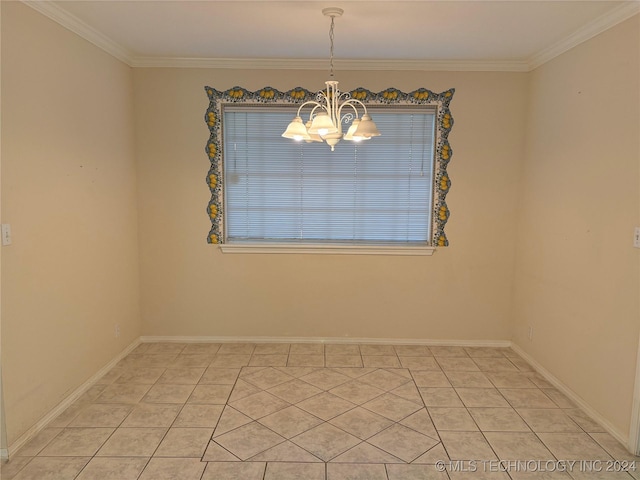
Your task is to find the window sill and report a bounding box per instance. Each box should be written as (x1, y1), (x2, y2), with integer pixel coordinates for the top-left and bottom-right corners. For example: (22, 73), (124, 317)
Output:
(219, 243), (436, 256)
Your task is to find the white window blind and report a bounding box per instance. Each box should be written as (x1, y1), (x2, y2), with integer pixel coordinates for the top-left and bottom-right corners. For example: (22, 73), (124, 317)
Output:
(223, 107), (436, 245)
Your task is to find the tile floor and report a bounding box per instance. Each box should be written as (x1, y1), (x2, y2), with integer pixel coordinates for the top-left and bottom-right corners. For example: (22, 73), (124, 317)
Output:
(1, 343), (638, 479)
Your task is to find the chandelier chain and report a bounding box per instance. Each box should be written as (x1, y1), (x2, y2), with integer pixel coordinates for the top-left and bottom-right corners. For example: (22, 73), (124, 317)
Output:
(329, 16), (335, 78)
(281, 7), (380, 150)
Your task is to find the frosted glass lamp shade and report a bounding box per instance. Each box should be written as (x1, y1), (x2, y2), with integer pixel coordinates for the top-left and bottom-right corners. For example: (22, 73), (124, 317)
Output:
(308, 112), (338, 136)
(353, 113), (381, 137)
(343, 119), (369, 142)
(304, 121), (324, 143)
(282, 116), (311, 141)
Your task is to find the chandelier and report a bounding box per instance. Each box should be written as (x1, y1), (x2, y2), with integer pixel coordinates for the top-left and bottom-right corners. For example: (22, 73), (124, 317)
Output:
(282, 7), (380, 151)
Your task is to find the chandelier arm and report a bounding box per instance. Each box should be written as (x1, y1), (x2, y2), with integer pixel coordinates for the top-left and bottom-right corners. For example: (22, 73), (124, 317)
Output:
(295, 100), (326, 118)
(337, 99), (368, 123)
(337, 102), (358, 125)
(344, 98), (368, 114)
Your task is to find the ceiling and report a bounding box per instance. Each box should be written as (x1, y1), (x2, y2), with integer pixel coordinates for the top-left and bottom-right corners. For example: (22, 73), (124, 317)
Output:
(26, 0), (640, 71)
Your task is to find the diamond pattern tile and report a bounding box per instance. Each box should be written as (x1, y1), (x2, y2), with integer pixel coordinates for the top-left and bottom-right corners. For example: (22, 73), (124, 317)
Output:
(399, 408), (439, 440)
(23, 343), (630, 480)
(390, 382), (423, 405)
(249, 441), (324, 462)
(202, 440), (241, 461)
(361, 392), (422, 421)
(229, 391), (290, 419)
(214, 422), (286, 460)
(368, 424), (440, 462)
(331, 442), (404, 463)
(213, 406), (252, 437)
(258, 405), (323, 438)
(290, 423), (361, 461)
(329, 407), (394, 440)
(299, 369), (351, 390)
(297, 392), (356, 421)
(227, 379), (261, 402)
(329, 380), (385, 404)
(267, 379), (323, 403)
(358, 370), (411, 391)
(241, 367), (294, 390)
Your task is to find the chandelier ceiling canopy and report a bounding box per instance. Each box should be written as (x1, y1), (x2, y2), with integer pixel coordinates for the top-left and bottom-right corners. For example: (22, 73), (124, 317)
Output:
(281, 7), (380, 151)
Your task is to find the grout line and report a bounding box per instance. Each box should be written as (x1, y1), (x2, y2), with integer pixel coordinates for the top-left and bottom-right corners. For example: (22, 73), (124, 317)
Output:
(197, 460), (207, 480)
(14, 343), (629, 479)
(484, 368), (563, 463)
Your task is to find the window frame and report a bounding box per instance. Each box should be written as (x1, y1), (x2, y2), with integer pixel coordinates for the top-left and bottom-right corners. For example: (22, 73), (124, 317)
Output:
(204, 85), (454, 254)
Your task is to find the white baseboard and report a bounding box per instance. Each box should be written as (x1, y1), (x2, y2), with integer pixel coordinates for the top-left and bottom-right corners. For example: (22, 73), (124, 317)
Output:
(510, 343), (630, 450)
(140, 335), (512, 348)
(14, 336), (629, 455)
(7, 338), (141, 458)
(6, 335), (508, 458)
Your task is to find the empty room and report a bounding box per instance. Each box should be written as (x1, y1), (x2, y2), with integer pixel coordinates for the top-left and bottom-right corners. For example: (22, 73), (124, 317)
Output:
(1, 1), (639, 478)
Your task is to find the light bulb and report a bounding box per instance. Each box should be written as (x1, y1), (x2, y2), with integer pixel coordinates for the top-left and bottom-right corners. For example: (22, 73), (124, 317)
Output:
(318, 128), (329, 136)
(293, 135), (304, 141)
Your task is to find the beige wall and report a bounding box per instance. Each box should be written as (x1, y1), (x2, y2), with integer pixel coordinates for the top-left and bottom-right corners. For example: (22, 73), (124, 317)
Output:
(513, 15), (640, 438)
(133, 68), (527, 340)
(1, 2), (141, 445)
(0, 0), (5, 455)
(3, 0), (638, 453)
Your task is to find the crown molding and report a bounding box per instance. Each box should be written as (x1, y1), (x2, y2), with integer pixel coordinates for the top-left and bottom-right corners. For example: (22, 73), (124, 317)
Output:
(130, 56), (531, 72)
(527, 1), (640, 70)
(22, 0), (135, 66)
(22, 0), (640, 73)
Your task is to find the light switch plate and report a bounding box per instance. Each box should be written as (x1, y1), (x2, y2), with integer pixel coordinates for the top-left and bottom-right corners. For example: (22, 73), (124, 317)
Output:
(1, 224), (11, 246)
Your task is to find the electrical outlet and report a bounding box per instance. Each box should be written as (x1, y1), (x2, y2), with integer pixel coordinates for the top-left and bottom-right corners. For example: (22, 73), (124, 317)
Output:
(634, 227), (640, 249)
(527, 326), (533, 341)
(115, 324), (121, 338)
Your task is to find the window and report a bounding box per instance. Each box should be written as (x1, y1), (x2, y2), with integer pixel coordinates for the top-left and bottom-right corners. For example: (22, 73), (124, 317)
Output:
(205, 86), (454, 254)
